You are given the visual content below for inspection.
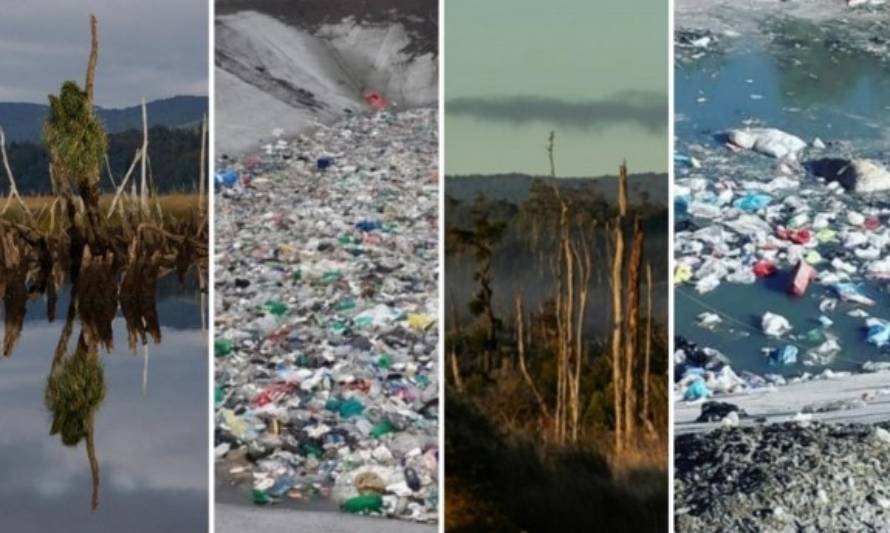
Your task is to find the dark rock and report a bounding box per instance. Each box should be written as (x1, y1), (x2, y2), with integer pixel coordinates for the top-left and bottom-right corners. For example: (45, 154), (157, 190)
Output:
(696, 401), (746, 423)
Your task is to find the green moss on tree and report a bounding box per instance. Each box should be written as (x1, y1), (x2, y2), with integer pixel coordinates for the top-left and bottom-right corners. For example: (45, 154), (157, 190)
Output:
(43, 81), (107, 196)
(45, 342), (105, 446)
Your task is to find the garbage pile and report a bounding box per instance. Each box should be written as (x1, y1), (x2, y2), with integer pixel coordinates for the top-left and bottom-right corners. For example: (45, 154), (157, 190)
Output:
(675, 421), (890, 531)
(674, 118), (890, 393)
(213, 107), (439, 522)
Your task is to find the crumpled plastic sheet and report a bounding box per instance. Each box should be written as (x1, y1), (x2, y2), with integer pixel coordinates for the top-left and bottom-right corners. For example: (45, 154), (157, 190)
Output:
(213, 108), (439, 522)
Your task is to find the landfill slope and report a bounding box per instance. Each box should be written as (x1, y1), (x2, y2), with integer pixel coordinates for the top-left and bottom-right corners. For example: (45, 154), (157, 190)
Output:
(675, 422), (890, 532)
(215, 10), (437, 155)
(215, 108), (438, 522)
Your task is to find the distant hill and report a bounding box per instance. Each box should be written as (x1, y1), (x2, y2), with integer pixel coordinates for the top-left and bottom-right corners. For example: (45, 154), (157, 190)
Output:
(0, 95), (207, 142)
(445, 172), (668, 207)
(5, 126), (205, 196)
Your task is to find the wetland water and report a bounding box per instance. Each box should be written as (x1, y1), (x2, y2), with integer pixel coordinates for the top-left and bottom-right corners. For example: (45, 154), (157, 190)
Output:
(675, 16), (890, 379)
(0, 274), (208, 532)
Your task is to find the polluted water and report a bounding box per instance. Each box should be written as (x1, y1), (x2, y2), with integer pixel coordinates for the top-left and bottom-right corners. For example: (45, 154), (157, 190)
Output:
(674, 4), (890, 401)
(214, 108), (439, 522)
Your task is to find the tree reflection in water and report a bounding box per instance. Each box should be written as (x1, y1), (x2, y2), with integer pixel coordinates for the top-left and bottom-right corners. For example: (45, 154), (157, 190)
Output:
(1, 246), (203, 512)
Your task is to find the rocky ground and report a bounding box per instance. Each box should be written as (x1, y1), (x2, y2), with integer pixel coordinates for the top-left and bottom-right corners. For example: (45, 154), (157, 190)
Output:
(675, 421), (890, 532)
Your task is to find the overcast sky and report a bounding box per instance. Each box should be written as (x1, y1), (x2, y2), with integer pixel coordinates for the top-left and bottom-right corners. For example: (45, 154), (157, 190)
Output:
(445, 0), (668, 175)
(0, 0), (208, 108)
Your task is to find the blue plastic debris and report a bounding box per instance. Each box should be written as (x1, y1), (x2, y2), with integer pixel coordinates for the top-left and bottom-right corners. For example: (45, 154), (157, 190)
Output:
(684, 378), (711, 401)
(732, 193), (772, 212)
(866, 321), (890, 348)
(770, 345), (798, 366)
(215, 169), (239, 188)
(268, 477), (295, 497)
(317, 157), (334, 170)
(675, 196), (689, 220)
(834, 283), (876, 306)
(355, 220), (382, 232)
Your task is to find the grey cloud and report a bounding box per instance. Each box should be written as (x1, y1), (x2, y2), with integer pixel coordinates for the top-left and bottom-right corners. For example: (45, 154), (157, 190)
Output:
(446, 92), (667, 133)
(0, 0), (208, 107)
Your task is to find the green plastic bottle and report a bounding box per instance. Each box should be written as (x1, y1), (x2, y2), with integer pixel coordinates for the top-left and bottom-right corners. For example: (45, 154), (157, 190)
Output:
(341, 494), (383, 514)
(215, 339), (234, 358)
(263, 300), (288, 317)
(251, 489), (270, 505)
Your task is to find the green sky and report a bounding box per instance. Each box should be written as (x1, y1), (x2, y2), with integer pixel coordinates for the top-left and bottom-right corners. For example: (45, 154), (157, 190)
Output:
(445, 0), (668, 176)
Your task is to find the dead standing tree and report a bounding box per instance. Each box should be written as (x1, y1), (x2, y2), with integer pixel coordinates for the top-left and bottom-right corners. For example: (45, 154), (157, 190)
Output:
(43, 14), (111, 271)
(515, 132), (595, 445)
(608, 161), (647, 454)
(623, 213), (645, 448)
(481, 132), (654, 453)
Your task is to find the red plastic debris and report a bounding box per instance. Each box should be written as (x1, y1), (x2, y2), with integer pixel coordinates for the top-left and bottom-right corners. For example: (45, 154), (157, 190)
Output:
(252, 383), (297, 407)
(776, 228), (811, 245)
(364, 91), (387, 110)
(753, 260), (778, 278)
(788, 260), (817, 296)
(864, 216), (881, 231)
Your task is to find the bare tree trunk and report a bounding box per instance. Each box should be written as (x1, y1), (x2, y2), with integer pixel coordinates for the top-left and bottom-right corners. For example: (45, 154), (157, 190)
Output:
(86, 418), (100, 511)
(643, 262), (654, 433)
(450, 349), (463, 393)
(140, 98), (149, 214)
(142, 343), (149, 396)
(85, 15), (98, 105)
(0, 127), (34, 222)
(610, 161), (629, 453)
(571, 234), (592, 444)
(624, 217), (644, 447)
(516, 294), (550, 423)
(560, 204), (574, 443)
(78, 14), (105, 257)
(553, 254), (564, 444)
(199, 114), (207, 216)
(610, 219), (624, 453)
(107, 148), (142, 219)
(448, 291), (465, 391)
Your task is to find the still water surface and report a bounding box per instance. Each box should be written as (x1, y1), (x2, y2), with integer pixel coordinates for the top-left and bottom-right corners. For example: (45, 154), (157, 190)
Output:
(0, 275), (207, 532)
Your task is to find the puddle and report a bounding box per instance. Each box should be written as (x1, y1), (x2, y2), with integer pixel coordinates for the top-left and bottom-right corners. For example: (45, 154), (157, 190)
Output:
(0, 274), (208, 532)
(675, 15), (890, 380)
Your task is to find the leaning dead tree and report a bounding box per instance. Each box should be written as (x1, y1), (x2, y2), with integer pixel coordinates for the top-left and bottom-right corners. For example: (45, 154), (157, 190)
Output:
(0, 128), (34, 222)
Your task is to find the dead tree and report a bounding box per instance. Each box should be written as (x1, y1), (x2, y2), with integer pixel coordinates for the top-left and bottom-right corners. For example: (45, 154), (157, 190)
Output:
(642, 262), (655, 435)
(623, 216), (645, 444)
(0, 127), (35, 222)
(609, 162), (628, 452)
